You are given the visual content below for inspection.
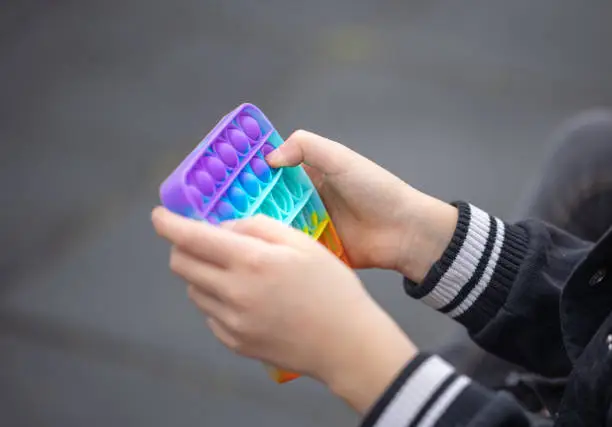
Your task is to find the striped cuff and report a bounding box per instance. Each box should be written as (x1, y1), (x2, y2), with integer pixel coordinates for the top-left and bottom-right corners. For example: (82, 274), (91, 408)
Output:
(404, 202), (529, 332)
(361, 353), (491, 427)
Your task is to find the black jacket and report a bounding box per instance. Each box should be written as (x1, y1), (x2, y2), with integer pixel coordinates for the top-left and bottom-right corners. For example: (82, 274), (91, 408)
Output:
(361, 202), (612, 427)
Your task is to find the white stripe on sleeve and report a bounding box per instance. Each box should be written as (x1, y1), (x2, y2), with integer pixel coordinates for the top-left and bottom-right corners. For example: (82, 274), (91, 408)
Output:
(418, 376), (471, 427)
(373, 356), (454, 427)
(422, 205), (491, 309)
(448, 218), (506, 318)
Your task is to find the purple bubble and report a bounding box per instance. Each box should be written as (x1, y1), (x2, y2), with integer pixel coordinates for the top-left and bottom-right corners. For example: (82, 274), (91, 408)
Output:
(216, 201), (235, 220)
(238, 115), (261, 140)
(203, 156), (227, 181)
(185, 186), (204, 210)
(228, 187), (248, 212)
(260, 143), (275, 157)
(239, 172), (260, 197)
(250, 158), (271, 182)
(214, 142), (238, 167)
(194, 170), (215, 196)
(227, 128), (250, 154)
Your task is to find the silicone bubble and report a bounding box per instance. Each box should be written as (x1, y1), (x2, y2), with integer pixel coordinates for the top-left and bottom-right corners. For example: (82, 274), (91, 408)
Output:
(300, 211), (312, 230)
(239, 171), (260, 197)
(259, 200), (282, 220)
(228, 186), (249, 212)
(283, 174), (303, 200)
(292, 214), (307, 230)
(250, 158), (271, 182)
(216, 201), (235, 220)
(194, 170), (215, 197)
(238, 114), (261, 140)
(260, 142), (275, 157)
(203, 156), (227, 181)
(185, 186), (204, 211)
(271, 186), (293, 213)
(214, 142), (239, 167)
(227, 128), (250, 154)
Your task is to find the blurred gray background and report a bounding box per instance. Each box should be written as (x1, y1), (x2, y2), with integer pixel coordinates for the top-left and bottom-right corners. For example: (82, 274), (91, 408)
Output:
(1, 1), (612, 426)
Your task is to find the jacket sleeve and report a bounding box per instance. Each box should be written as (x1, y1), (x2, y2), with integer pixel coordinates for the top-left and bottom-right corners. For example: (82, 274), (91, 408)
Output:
(360, 352), (551, 427)
(358, 202), (585, 427)
(404, 201), (593, 377)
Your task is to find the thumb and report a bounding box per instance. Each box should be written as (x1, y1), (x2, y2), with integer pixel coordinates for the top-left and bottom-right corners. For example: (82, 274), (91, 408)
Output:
(265, 130), (351, 175)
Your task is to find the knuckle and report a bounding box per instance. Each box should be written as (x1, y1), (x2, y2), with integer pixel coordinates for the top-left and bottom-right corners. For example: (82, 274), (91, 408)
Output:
(233, 217), (256, 233)
(225, 336), (243, 353)
(251, 214), (269, 225)
(227, 287), (257, 312)
(185, 232), (201, 250)
(246, 248), (293, 275)
(228, 218), (248, 233)
(226, 314), (249, 336)
(171, 226), (189, 246)
(244, 250), (267, 272)
(276, 248), (299, 265)
(289, 129), (309, 140)
(176, 227), (200, 250)
(169, 251), (184, 274)
(225, 285), (245, 304)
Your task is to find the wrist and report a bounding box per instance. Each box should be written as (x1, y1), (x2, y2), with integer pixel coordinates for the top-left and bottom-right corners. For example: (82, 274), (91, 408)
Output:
(397, 192), (458, 283)
(321, 304), (418, 414)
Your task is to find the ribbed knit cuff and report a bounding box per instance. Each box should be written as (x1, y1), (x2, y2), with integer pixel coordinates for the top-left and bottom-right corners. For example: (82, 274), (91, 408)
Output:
(361, 353), (492, 427)
(404, 202), (529, 332)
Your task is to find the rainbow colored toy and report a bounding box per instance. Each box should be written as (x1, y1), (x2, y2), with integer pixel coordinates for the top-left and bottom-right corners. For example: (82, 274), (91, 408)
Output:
(159, 103), (349, 383)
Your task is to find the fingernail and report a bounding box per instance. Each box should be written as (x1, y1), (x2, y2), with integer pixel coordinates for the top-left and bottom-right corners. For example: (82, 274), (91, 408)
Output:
(265, 149), (284, 166)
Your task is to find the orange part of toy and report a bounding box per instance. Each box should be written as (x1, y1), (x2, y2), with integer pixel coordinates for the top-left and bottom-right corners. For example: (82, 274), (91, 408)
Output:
(318, 220), (350, 266)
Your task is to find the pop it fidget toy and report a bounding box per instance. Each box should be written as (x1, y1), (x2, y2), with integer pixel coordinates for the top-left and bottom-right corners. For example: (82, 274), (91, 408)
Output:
(160, 103), (350, 383)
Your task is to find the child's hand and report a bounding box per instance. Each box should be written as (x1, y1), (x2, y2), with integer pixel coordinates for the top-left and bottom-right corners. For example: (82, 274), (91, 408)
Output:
(152, 207), (417, 413)
(266, 131), (458, 282)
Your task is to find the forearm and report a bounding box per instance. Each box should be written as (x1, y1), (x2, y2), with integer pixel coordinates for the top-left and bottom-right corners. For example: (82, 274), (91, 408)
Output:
(323, 302), (420, 415)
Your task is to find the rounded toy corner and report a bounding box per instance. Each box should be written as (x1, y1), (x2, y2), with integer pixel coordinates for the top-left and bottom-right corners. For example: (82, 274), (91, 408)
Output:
(158, 180), (171, 206)
(237, 102), (268, 121)
(237, 101), (258, 111)
(159, 178), (188, 212)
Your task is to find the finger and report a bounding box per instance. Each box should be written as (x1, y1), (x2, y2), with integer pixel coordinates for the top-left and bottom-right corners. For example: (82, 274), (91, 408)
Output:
(152, 206), (257, 267)
(206, 318), (241, 353)
(302, 163), (325, 189)
(170, 247), (229, 298)
(265, 130), (351, 174)
(221, 214), (308, 246)
(187, 285), (229, 321)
